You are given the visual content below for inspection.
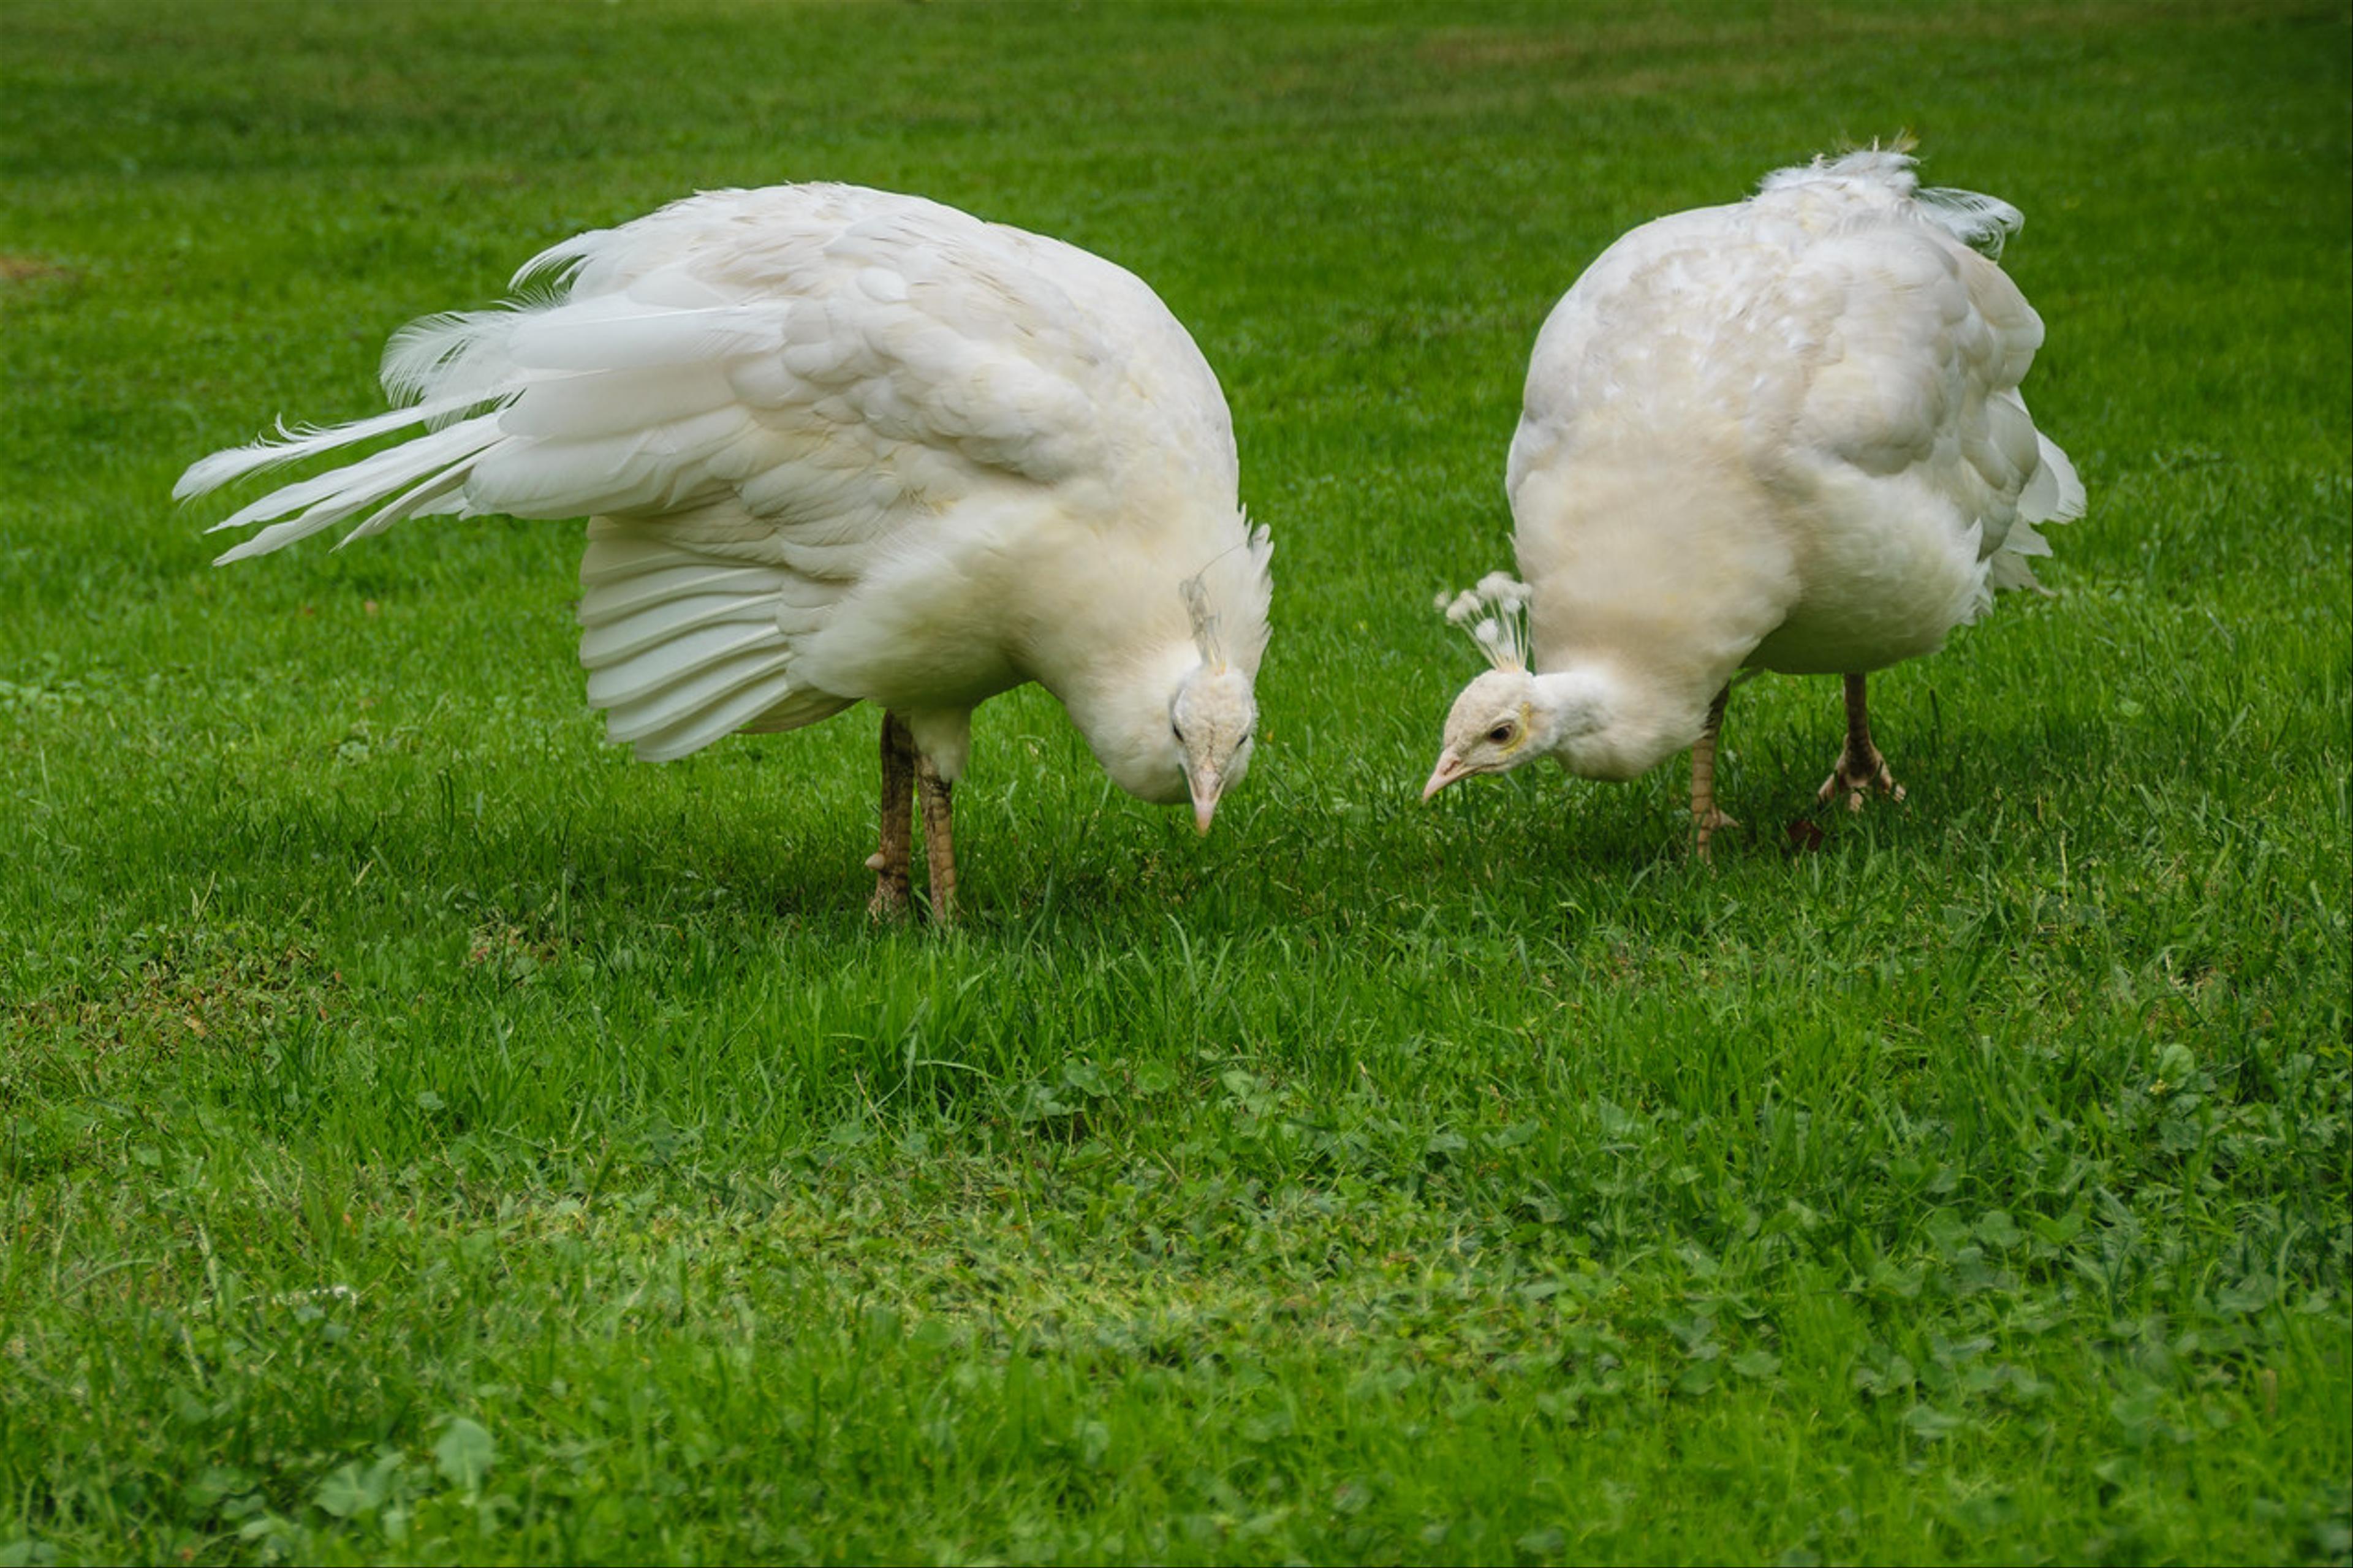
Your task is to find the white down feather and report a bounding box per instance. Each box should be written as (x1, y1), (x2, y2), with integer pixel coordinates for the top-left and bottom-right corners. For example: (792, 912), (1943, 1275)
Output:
(178, 184), (1272, 778)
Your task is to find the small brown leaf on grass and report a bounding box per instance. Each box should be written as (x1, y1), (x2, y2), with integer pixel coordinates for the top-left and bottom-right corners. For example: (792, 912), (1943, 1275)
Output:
(1786, 818), (1826, 852)
(0, 255), (74, 284)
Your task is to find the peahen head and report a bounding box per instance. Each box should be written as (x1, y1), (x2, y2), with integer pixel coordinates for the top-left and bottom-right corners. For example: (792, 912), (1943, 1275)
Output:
(1170, 662), (1257, 833)
(1420, 574), (1645, 797)
(1425, 575), (1547, 798)
(1080, 580), (1262, 833)
(1424, 667), (1546, 798)
(1086, 653), (1257, 831)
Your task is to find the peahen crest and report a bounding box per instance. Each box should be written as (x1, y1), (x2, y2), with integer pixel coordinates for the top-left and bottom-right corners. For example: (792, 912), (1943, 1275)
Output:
(1434, 572), (1533, 672)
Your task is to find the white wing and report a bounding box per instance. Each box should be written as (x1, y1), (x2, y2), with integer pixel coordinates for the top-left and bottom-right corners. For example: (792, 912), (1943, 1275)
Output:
(178, 184), (1242, 760)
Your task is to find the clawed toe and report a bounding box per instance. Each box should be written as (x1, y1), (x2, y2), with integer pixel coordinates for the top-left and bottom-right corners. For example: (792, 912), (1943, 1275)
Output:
(1819, 675), (1905, 816)
(1817, 748), (1904, 813)
(1693, 806), (1740, 860)
(868, 853), (912, 919)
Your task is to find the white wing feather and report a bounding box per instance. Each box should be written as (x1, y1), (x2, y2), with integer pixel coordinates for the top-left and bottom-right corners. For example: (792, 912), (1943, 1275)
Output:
(178, 184), (1252, 761)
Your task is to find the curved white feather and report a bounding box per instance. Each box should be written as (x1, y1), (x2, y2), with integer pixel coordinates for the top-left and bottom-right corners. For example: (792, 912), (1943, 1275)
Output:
(178, 183), (1266, 771)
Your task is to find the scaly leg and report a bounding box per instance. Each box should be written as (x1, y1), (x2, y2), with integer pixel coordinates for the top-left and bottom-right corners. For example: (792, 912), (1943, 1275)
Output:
(1691, 684), (1738, 860)
(916, 752), (957, 925)
(866, 711), (915, 919)
(1818, 673), (1905, 812)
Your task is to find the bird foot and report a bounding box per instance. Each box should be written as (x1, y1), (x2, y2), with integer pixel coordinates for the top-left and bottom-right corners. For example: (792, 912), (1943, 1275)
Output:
(1693, 808), (1740, 861)
(1818, 746), (1904, 813)
(866, 851), (912, 921)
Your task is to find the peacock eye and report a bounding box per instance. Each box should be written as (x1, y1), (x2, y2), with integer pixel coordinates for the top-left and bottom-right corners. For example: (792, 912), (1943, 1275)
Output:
(1487, 723), (1515, 744)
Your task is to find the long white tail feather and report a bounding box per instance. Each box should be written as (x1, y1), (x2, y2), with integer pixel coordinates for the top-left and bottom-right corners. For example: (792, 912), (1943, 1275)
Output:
(173, 388), (496, 501)
(498, 368), (743, 442)
(467, 439), (736, 520)
(377, 300), (782, 414)
(202, 413), (494, 535)
(504, 303), (785, 374)
(338, 464), (477, 546)
(208, 417), (504, 564)
(510, 227), (615, 294)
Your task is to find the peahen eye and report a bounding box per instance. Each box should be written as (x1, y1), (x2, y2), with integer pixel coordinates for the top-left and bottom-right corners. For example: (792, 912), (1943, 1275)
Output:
(1487, 724), (1514, 744)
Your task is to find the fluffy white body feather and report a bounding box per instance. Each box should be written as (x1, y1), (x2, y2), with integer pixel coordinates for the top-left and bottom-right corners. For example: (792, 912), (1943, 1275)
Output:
(180, 184), (1273, 912)
(1427, 150), (2082, 840)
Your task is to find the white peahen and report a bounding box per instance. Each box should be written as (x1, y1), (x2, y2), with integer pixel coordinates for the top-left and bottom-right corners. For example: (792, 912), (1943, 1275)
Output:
(178, 184), (1273, 920)
(1424, 149), (2082, 855)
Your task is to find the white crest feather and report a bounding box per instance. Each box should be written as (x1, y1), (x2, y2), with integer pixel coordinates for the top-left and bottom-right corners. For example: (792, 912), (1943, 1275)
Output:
(1436, 571), (1531, 671)
(1181, 570), (1224, 669)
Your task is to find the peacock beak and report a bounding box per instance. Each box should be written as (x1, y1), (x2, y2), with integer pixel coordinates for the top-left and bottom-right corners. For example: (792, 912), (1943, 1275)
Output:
(1422, 749), (1468, 801)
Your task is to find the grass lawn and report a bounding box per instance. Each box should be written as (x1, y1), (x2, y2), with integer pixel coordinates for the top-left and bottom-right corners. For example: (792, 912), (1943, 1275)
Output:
(2, 1), (2347, 1561)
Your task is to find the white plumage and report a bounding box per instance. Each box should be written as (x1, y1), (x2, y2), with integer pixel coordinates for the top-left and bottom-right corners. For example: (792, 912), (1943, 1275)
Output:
(1424, 150), (2082, 852)
(179, 184), (1273, 918)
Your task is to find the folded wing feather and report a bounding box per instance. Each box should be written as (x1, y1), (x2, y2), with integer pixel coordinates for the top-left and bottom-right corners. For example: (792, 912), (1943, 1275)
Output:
(177, 184), (1153, 759)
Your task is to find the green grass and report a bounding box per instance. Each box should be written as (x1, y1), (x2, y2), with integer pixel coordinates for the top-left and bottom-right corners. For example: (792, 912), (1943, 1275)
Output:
(2, 1), (2348, 1562)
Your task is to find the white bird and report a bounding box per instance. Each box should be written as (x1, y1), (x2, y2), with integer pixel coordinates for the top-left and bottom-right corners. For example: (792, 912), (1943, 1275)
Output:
(177, 184), (1272, 920)
(1423, 149), (2082, 855)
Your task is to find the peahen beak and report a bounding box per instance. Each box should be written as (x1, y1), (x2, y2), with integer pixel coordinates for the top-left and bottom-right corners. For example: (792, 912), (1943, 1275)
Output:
(1188, 764), (1224, 835)
(1421, 749), (1468, 801)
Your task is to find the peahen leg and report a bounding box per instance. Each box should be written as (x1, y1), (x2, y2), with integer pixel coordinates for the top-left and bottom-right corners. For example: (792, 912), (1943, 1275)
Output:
(1819, 673), (1905, 811)
(916, 752), (957, 924)
(1691, 684), (1738, 859)
(867, 710), (915, 918)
